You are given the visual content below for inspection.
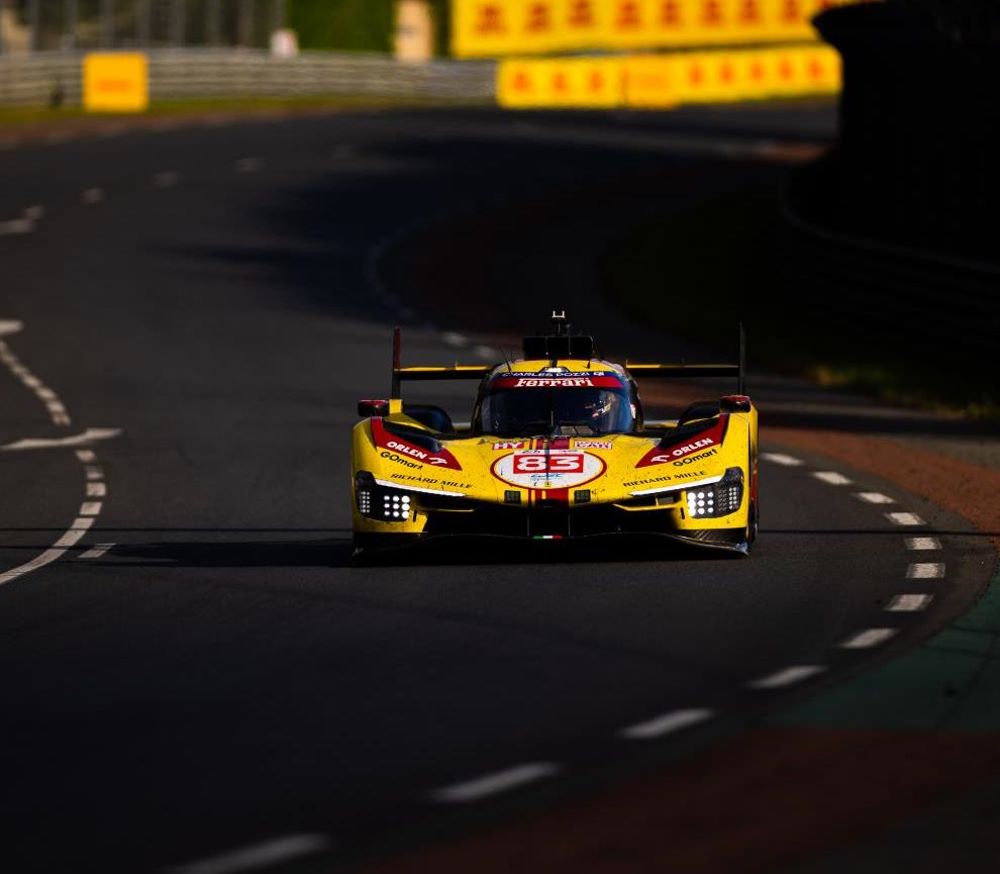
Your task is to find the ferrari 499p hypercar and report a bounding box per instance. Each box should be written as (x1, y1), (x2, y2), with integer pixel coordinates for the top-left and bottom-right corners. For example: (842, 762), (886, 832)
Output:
(352, 313), (758, 556)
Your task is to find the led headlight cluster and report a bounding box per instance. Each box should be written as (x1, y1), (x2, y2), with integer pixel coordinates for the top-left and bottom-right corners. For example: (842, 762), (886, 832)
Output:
(686, 468), (744, 519)
(355, 471), (413, 523)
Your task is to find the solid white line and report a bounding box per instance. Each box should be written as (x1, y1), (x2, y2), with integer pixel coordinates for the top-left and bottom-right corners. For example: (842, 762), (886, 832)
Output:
(0, 427), (122, 451)
(80, 502), (103, 517)
(81, 187), (104, 204)
(907, 562), (945, 579)
(748, 665), (826, 689)
(165, 834), (331, 874)
(86, 482), (107, 497)
(812, 471), (852, 485)
(761, 453), (803, 467)
(429, 763), (560, 803)
(856, 492), (895, 504)
(886, 594), (933, 613)
(0, 520), (92, 587)
(906, 536), (941, 551)
(887, 512), (925, 526)
(80, 543), (115, 560)
(840, 628), (897, 649)
(619, 708), (714, 740)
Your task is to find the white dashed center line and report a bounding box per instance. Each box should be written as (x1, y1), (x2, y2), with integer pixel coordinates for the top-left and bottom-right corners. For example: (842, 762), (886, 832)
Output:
(887, 512), (925, 526)
(886, 594), (933, 612)
(81, 187), (104, 204)
(907, 562), (946, 579)
(761, 452), (803, 466)
(619, 708), (714, 740)
(812, 471), (852, 485)
(80, 502), (103, 517)
(906, 536), (942, 551)
(748, 665), (826, 689)
(856, 492), (895, 504)
(0, 217), (35, 235)
(429, 763), (560, 803)
(165, 834), (331, 874)
(840, 628), (897, 649)
(86, 482), (107, 497)
(442, 332), (468, 347)
(23, 205), (45, 221)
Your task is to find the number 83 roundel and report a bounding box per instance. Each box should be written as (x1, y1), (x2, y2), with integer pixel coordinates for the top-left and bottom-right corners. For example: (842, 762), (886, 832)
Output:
(490, 450), (607, 489)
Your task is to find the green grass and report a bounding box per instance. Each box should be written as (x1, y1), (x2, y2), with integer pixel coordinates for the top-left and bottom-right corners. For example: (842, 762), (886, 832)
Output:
(602, 186), (998, 419)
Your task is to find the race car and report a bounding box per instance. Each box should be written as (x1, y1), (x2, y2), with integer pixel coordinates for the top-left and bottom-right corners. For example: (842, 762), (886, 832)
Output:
(351, 312), (758, 557)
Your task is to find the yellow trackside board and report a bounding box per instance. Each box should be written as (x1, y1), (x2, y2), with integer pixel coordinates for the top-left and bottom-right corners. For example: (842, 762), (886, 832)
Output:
(83, 53), (149, 113)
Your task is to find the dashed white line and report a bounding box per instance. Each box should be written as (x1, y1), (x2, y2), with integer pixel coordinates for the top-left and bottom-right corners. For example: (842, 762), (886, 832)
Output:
(761, 452), (803, 467)
(429, 763), (560, 803)
(23, 205), (45, 221)
(887, 512), (925, 526)
(76, 449), (97, 462)
(442, 332), (469, 347)
(85, 465), (104, 481)
(812, 471), (852, 485)
(748, 665), (826, 689)
(81, 187), (104, 204)
(71, 517), (95, 532)
(619, 708), (714, 740)
(0, 320), (24, 337)
(907, 562), (946, 579)
(886, 594), (933, 613)
(906, 536), (941, 551)
(86, 482), (107, 497)
(474, 345), (497, 361)
(80, 502), (103, 517)
(856, 492), (895, 505)
(0, 217), (34, 235)
(165, 834), (331, 874)
(840, 628), (897, 649)
(235, 158), (262, 173)
(79, 543), (115, 560)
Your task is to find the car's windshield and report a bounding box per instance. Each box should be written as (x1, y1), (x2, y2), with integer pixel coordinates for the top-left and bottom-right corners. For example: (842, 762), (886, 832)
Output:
(479, 386), (634, 436)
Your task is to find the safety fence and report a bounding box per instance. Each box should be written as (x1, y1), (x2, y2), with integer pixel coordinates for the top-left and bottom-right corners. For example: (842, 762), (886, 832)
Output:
(0, 48), (497, 106)
(498, 44), (838, 108)
(452, 0), (865, 58)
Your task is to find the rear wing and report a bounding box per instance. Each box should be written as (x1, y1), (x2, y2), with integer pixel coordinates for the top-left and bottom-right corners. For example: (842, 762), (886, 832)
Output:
(389, 326), (491, 405)
(625, 325), (747, 395)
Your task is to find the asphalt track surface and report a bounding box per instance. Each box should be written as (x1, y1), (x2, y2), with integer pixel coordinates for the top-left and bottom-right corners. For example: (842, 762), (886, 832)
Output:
(0, 107), (993, 873)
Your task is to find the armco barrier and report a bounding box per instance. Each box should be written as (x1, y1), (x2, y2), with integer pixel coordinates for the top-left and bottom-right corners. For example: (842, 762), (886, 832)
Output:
(0, 50), (497, 108)
(497, 45), (840, 109)
(453, 0), (864, 58)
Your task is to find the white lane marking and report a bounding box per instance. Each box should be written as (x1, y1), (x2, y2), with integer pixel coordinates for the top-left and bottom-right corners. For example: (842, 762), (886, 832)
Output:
(474, 345), (497, 361)
(80, 543), (115, 560)
(0, 218), (34, 235)
(81, 187), (104, 204)
(80, 502), (103, 517)
(856, 492), (895, 505)
(76, 449), (97, 462)
(235, 158), (262, 173)
(907, 562), (946, 579)
(0, 320), (24, 337)
(812, 471), (852, 485)
(442, 332), (468, 347)
(36, 386), (57, 400)
(840, 627), (897, 649)
(165, 834), (331, 874)
(0, 519), (93, 586)
(748, 665), (826, 689)
(887, 512), (925, 526)
(85, 465), (104, 481)
(23, 205), (45, 221)
(0, 428), (122, 451)
(153, 171), (180, 187)
(761, 452), (803, 467)
(886, 594), (933, 613)
(86, 482), (107, 497)
(429, 763), (560, 803)
(907, 537), (942, 551)
(619, 708), (714, 740)
(71, 517), (95, 531)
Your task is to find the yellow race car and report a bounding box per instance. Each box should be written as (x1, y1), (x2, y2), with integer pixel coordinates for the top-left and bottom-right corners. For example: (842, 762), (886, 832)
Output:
(352, 313), (758, 557)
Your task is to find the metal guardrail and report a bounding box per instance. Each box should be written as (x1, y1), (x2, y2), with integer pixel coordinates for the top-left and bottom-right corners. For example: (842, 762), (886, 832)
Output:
(0, 49), (497, 107)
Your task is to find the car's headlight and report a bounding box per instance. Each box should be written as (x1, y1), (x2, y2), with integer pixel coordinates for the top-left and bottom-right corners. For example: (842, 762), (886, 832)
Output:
(355, 472), (412, 522)
(686, 467), (743, 518)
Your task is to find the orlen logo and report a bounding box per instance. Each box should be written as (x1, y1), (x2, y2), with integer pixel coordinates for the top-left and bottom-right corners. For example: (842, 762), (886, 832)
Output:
(636, 415), (728, 468)
(371, 419), (462, 470)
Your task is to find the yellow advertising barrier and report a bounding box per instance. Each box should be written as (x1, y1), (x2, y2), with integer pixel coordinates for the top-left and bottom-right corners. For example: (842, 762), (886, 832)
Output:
(83, 53), (149, 112)
(453, 0), (860, 58)
(496, 45), (841, 108)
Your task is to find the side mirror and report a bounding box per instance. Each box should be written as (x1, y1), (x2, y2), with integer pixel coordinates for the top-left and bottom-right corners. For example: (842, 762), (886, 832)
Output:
(358, 399), (389, 418)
